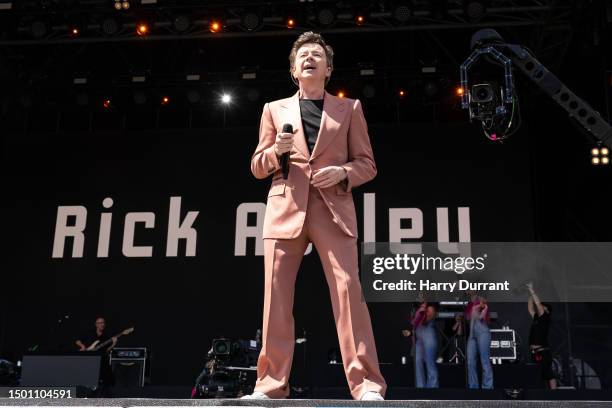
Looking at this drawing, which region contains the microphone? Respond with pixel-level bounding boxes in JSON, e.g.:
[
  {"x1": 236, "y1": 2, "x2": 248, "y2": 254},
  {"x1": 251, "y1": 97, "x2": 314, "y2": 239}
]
[{"x1": 280, "y1": 123, "x2": 292, "y2": 179}]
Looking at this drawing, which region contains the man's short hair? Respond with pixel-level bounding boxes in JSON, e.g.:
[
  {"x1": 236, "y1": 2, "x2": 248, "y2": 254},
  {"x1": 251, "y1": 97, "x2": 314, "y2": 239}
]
[{"x1": 288, "y1": 31, "x2": 334, "y2": 86}]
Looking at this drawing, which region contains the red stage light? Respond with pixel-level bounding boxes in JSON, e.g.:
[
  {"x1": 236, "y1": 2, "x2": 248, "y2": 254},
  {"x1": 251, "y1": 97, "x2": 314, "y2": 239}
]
[
  {"x1": 209, "y1": 21, "x2": 221, "y2": 33},
  {"x1": 137, "y1": 23, "x2": 148, "y2": 36}
]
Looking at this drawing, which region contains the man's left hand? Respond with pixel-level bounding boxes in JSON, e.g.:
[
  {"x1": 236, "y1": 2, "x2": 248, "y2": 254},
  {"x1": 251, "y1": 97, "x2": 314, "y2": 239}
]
[{"x1": 311, "y1": 166, "x2": 347, "y2": 188}]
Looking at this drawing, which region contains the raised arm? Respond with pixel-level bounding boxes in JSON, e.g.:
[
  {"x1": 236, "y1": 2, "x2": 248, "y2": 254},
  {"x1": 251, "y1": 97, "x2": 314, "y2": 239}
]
[
  {"x1": 527, "y1": 283, "x2": 545, "y2": 316},
  {"x1": 479, "y1": 303, "x2": 488, "y2": 320}
]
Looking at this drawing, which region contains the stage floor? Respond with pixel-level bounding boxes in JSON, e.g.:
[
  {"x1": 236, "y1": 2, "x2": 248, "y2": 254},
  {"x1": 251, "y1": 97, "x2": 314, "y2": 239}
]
[{"x1": 1, "y1": 398, "x2": 612, "y2": 408}]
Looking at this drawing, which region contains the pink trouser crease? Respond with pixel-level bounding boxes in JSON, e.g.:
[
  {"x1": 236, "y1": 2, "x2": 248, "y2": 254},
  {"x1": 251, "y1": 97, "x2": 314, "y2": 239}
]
[{"x1": 254, "y1": 185, "x2": 387, "y2": 399}]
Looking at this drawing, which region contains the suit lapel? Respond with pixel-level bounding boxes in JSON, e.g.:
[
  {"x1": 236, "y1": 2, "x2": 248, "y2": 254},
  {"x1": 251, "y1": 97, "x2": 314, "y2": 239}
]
[
  {"x1": 279, "y1": 90, "x2": 349, "y2": 160},
  {"x1": 280, "y1": 91, "x2": 310, "y2": 159},
  {"x1": 310, "y1": 90, "x2": 348, "y2": 160}
]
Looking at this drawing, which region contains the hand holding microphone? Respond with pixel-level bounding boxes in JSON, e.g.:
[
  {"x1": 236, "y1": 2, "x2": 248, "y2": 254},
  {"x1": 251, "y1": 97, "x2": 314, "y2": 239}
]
[{"x1": 275, "y1": 124, "x2": 295, "y2": 179}]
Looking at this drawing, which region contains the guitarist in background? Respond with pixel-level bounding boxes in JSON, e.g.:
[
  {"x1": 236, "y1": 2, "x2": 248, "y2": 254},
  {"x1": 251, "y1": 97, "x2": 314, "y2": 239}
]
[
  {"x1": 75, "y1": 316, "x2": 118, "y2": 387},
  {"x1": 75, "y1": 317, "x2": 117, "y2": 352}
]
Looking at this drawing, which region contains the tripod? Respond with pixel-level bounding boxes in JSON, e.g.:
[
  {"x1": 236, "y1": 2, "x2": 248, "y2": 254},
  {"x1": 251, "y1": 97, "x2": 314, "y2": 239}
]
[{"x1": 449, "y1": 333, "x2": 466, "y2": 364}]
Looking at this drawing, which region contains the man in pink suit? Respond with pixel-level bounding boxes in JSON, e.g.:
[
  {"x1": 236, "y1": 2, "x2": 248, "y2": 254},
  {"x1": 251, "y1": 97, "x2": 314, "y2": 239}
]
[{"x1": 244, "y1": 31, "x2": 386, "y2": 401}]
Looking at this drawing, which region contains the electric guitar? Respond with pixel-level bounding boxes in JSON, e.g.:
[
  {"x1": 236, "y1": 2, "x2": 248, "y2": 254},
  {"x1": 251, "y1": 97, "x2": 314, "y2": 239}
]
[{"x1": 85, "y1": 327, "x2": 134, "y2": 351}]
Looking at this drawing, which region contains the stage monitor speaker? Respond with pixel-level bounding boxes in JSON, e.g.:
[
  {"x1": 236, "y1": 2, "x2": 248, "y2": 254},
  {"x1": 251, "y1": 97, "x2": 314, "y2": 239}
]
[
  {"x1": 20, "y1": 353, "x2": 101, "y2": 388},
  {"x1": 110, "y1": 348, "x2": 146, "y2": 387}
]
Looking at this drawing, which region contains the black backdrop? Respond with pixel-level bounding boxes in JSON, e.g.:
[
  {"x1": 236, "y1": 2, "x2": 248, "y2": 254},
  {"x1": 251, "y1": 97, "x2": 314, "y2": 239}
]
[{"x1": 1, "y1": 121, "x2": 536, "y2": 385}]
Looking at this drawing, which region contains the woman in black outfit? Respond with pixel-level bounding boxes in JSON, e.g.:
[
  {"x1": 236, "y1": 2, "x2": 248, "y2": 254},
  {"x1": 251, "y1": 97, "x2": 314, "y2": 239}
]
[{"x1": 527, "y1": 283, "x2": 557, "y2": 389}]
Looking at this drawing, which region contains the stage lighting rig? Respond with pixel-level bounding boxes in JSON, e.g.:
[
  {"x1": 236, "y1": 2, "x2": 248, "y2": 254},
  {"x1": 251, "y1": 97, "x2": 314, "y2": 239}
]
[
  {"x1": 114, "y1": 0, "x2": 129, "y2": 11},
  {"x1": 460, "y1": 29, "x2": 612, "y2": 149},
  {"x1": 591, "y1": 146, "x2": 609, "y2": 166}
]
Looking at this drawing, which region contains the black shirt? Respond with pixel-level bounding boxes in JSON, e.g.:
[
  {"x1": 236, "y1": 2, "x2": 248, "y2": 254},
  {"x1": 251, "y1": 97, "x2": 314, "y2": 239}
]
[
  {"x1": 299, "y1": 98, "x2": 324, "y2": 154},
  {"x1": 529, "y1": 311, "x2": 550, "y2": 346},
  {"x1": 81, "y1": 330, "x2": 111, "y2": 350}
]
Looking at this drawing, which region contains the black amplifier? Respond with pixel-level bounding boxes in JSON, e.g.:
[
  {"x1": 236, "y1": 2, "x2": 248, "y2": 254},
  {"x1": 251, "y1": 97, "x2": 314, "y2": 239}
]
[{"x1": 110, "y1": 347, "x2": 147, "y2": 387}]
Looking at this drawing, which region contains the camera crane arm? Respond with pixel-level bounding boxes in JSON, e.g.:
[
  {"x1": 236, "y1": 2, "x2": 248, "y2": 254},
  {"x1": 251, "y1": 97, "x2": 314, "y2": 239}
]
[{"x1": 461, "y1": 29, "x2": 612, "y2": 150}]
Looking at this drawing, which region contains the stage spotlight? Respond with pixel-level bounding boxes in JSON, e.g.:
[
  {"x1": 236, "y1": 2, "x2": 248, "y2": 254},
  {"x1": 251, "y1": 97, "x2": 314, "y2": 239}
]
[
  {"x1": 242, "y1": 12, "x2": 261, "y2": 31},
  {"x1": 394, "y1": 4, "x2": 411, "y2": 22},
  {"x1": 337, "y1": 91, "x2": 345, "y2": 98},
  {"x1": 161, "y1": 96, "x2": 170, "y2": 106},
  {"x1": 73, "y1": 76, "x2": 87, "y2": 85},
  {"x1": 101, "y1": 18, "x2": 120, "y2": 35},
  {"x1": 317, "y1": 8, "x2": 335, "y2": 26},
  {"x1": 456, "y1": 86, "x2": 464, "y2": 96},
  {"x1": 103, "y1": 98, "x2": 112, "y2": 109},
  {"x1": 286, "y1": 18, "x2": 295, "y2": 28},
  {"x1": 221, "y1": 93, "x2": 232, "y2": 104},
  {"x1": 114, "y1": 0, "x2": 129, "y2": 10},
  {"x1": 592, "y1": 145, "x2": 609, "y2": 165},
  {"x1": 398, "y1": 89, "x2": 406, "y2": 99},
  {"x1": 136, "y1": 23, "x2": 148, "y2": 36},
  {"x1": 355, "y1": 15, "x2": 365, "y2": 25},
  {"x1": 209, "y1": 21, "x2": 221, "y2": 33},
  {"x1": 173, "y1": 15, "x2": 191, "y2": 33},
  {"x1": 132, "y1": 74, "x2": 147, "y2": 83},
  {"x1": 464, "y1": 0, "x2": 486, "y2": 22},
  {"x1": 70, "y1": 27, "x2": 79, "y2": 36}
]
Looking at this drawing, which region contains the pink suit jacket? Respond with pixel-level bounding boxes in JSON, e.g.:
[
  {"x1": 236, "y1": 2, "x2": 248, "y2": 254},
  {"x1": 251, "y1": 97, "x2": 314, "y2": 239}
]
[{"x1": 251, "y1": 90, "x2": 377, "y2": 239}]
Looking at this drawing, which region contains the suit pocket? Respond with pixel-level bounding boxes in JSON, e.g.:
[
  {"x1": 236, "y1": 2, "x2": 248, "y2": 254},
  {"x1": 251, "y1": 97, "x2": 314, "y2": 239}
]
[
  {"x1": 335, "y1": 183, "x2": 350, "y2": 196},
  {"x1": 268, "y1": 181, "x2": 286, "y2": 197}
]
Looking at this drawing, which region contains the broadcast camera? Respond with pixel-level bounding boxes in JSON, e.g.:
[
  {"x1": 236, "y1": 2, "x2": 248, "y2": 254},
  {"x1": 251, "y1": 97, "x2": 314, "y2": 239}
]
[{"x1": 191, "y1": 337, "x2": 260, "y2": 399}]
